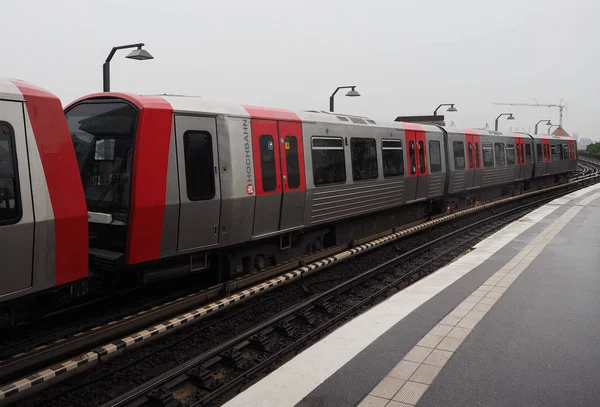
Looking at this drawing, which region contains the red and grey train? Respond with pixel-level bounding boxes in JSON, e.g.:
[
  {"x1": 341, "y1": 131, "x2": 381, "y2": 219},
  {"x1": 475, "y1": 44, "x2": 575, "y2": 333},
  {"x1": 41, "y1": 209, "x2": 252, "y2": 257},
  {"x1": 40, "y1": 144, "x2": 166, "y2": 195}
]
[{"x1": 0, "y1": 77, "x2": 578, "y2": 316}]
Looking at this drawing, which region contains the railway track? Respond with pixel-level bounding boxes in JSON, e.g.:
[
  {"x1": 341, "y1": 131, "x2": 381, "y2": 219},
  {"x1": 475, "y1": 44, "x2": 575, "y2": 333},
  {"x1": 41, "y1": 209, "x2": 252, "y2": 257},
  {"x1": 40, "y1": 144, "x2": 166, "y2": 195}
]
[
  {"x1": 102, "y1": 191, "x2": 571, "y2": 407},
  {"x1": 2, "y1": 157, "x2": 600, "y2": 406}
]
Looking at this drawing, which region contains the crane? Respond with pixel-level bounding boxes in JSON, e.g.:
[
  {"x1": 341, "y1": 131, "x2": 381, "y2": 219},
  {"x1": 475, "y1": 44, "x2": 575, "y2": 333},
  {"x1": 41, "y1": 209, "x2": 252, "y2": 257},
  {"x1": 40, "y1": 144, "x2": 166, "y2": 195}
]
[{"x1": 493, "y1": 99, "x2": 567, "y2": 127}]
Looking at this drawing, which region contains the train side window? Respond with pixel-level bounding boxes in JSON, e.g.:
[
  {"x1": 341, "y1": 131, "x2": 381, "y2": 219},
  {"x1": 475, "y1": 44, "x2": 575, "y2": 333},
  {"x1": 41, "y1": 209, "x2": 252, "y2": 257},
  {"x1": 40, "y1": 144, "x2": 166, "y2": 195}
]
[
  {"x1": 494, "y1": 143, "x2": 506, "y2": 166},
  {"x1": 453, "y1": 141, "x2": 465, "y2": 170},
  {"x1": 506, "y1": 143, "x2": 516, "y2": 165},
  {"x1": 550, "y1": 144, "x2": 560, "y2": 161},
  {"x1": 475, "y1": 142, "x2": 480, "y2": 167},
  {"x1": 417, "y1": 140, "x2": 426, "y2": 173},
  {"x1": 351, "y1": 138, "x2": 378, "y2": 181},
  {"x1": 408, "y1": 140, "x2": 416, "y2": 174},
  {"x1": 382, "y1": 140, "x2": 404, "y2": 178},
  {"x1": 428, "y1": 140, "x2": 442, "y2": 173},
  {"x1": 312, "y1": 136, "x2": 346, "y2": 186},
  {"x1": 184, "y1": 131, "x2": 216, "y2": 200},
  {"x1": 536, "y1": 144, "x2": 543, "y2": 162},
  {"x1": 561, "y1": 144, "x2": 569, "y2": 160},
  {"x1": 0, "y1": 123, "x2": 21, "y2": 225},
  {"x1": 482, "y1": 142, "x2": 494, "y2": 168},
  {"x1": 284, "y1": 136, "x2": 300, "y2": 189},
  {"x1": 525, "y1": 144, "x2": 532, "y2": 163}
]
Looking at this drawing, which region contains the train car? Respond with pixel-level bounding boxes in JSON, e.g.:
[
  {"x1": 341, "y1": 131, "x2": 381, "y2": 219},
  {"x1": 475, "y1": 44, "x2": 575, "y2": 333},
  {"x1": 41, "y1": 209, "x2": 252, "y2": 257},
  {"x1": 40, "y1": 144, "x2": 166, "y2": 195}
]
[
  {"x1": 0, "y1": 77, "x2": 88, "y2": 315},
  {"x1": 64, "y1": 94, "x2": 452, "y2": 281},
  {"x1": 63, "y1": 92, "x2": 577, "y2": 286},
  {"x1": 529, "y1": 133, "x2": 577, "y2": 187}
]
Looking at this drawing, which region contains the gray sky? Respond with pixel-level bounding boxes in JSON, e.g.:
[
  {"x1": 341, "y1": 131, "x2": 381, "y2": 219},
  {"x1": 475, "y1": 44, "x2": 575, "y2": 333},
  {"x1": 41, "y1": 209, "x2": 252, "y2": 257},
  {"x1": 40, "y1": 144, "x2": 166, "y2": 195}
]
[{"x1": 3, "y1": 0, "x2": 598, "y2": 137}]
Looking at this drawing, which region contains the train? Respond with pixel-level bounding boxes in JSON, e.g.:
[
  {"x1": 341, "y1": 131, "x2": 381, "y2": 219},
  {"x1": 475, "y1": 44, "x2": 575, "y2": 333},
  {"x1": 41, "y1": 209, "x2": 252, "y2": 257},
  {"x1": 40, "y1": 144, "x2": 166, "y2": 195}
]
[{"x1": 0, "y1": 77, "x2": 578, "y2": 322}]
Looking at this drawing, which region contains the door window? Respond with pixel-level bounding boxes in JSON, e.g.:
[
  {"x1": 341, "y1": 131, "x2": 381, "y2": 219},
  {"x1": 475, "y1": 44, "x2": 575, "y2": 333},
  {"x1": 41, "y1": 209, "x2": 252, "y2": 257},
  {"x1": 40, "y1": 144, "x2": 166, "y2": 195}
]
[
  {"x1": 0, "y1": 123, "x2": 20, "y2": 224},
  {"x1": 474, "y1": 142, "x2": 480, "y2": 168},
  {"x1": 417, "y1": 141, "x2": 426, "y2": 173},
  {"x1": 408, "y1": 140, "x2": 417, "y2": 174},
  {"x1": 467, "y1": 142, "x2": 473, "y2": 169},
  {"x1": 259, "y1": 135, "x2": 277, "y2": 191},
  {"x1": 382, "y1": 140, "x2": 404, "y2": 178},
  {"x1": 429, "y1": 140, "x2": 442, "y2": 173},
  {"x1": 453, "y1": 141, "x2": 465, "y2": 170},
  {"x1": 482, "y1": 142, "x2": 494, "y2": 168},
  {"x1": 350, "y1": 138, "x2": 378, "y2": 180},
  {"x1": 312, "y1": 137, "x2": 346, "y2": 186},
  {"x1": 536, "y1": 144, "x2": 543, "y2": 162},
  {"x1": 184, "y1": 131, "x2": 215, "y2": 200},
  {"x1": 284, "y1": 136, "x2": 300, "y2": 188}
]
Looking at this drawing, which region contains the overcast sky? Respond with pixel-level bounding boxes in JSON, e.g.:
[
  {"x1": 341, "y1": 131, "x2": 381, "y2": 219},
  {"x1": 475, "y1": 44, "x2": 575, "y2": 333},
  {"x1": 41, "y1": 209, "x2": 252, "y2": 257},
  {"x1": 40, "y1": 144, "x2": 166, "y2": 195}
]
[{"x1": 2, "y1": 0, "x2": 597, "y2": 137}]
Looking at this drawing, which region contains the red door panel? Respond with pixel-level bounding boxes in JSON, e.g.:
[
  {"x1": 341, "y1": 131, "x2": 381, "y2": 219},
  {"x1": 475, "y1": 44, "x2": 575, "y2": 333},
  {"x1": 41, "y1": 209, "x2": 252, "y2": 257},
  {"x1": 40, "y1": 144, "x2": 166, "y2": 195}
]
[
  {"x1": 251, "y1": 119, "x2": 281, "y2": 195},
  {"x1": 278, "y1": 121, "x2": 306, "y2": 192},
  {"x1": 415, "y1": 130, "x2": 428, "y2": 176}
]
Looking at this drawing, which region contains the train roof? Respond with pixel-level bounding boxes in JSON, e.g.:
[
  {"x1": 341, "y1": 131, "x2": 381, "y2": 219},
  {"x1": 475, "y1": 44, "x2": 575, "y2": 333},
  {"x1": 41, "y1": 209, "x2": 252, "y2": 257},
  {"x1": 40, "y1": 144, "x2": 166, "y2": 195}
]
[
  {"x1": 0, "y1": 77, "x2": 26, "y2": 101},
  {"x1": 64, "y1": 92, "x2": 576, "y2": 143}
]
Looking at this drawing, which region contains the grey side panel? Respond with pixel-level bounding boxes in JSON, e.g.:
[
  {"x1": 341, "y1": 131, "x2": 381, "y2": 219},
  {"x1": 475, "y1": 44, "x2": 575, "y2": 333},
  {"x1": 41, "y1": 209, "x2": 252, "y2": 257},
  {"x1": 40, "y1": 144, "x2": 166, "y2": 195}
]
[
  {"x1": 428, "y1": 173, "x2": 444, "y2": 197},
  {"x1": 0, "y1": 101, "x2": 34, "y2": 296},
  {"x1": 253, "y1": 194, "x2": 281, "y2": 236},
  {"x1": 415, "y1": 175, "x2": 429, "y2": 199},
  {"x1": 220, "y1": 117, "x2": 254, "y2": 246},
  {"x1": 306, "y1": 179, "x2": 404, "y2": 226},
  {"x1": 472, "y1": 169, "x2": 484, "y2": 189},
  {"x1": 175, "y1": 115, "x2": 221, "y2": 251},
  {"x1": 448, "y1": 170, "x2": 466, "y2": 194},
  {"x1": 404, "y1": 177, "x2": 417, "y2": 201},
  {"x1": 280, "y1": 189, "x2": 306, "y2": 230},
  {"x1": 160, "y1": 120, "x2": 180, "y2": 257},
  {"x1": 480, "y1": 166, "x2": 516, "y2": 188}
]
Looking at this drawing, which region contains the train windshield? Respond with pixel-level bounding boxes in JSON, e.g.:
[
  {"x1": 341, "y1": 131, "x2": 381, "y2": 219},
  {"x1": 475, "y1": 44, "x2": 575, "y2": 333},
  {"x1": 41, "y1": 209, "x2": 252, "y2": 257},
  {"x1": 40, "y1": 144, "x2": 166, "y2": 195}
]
[{"x1": 66, "y1": 99, "x2": 138, "y2": 216}]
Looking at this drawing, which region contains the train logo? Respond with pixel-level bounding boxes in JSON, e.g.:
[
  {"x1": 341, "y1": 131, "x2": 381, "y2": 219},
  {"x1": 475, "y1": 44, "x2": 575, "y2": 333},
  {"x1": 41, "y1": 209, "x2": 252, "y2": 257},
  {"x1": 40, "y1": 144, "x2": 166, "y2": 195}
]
[{"x1": 246, "y1": 183, "x2": 254, "y2": 195}]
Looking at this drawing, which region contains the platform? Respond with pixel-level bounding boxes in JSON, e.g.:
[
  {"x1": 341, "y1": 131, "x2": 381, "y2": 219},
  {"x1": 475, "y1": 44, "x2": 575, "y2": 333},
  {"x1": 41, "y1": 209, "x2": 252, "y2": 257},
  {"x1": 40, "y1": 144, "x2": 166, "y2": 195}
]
[{"x1": 222, "y1": 183, "x2": 600, "y2": 407}]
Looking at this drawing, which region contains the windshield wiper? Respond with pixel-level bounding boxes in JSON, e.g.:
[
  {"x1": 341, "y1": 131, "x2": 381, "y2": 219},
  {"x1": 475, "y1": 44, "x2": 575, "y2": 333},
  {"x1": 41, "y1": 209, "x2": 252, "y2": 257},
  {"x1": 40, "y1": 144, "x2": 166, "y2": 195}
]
[{"x1": 93, "y1": 149, "x2": 132, "y2": 211}]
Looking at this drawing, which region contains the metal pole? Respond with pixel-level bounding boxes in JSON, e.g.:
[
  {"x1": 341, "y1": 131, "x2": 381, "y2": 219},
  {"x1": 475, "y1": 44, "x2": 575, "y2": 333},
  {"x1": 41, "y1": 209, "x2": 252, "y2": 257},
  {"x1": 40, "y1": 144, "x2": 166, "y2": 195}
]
[
  {"x1": 102, "y1": 43, "x2": 145, "y2": 92},
  {"x1": 103, "y1": 62, "x2": 110, "y2": 92},
  {"x1": 329, "y1": 87, "x2": 341, "y2": 112}
]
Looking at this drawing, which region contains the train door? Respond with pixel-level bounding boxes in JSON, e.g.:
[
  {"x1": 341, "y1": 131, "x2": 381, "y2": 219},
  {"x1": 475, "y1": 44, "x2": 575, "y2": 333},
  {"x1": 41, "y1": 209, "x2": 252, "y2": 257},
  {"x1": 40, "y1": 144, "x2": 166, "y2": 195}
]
[
  {"x1": 175, "y1": 115, "x2": 222, "y2": 251},
  {"x1": 404, "y1": 131, "x2": 418, "y2": 201},
  {"x1": 515, "y1": 137, "x2": 525, "y2": 179},
  {"x1": 0, "y1": 101, "x2": 34, "y2": 296},
  {"x1": 277, "y1": 121, "x2": 306, "y2": 230},
  {"x1": 249, "y1": 120, "x2": 281, "y2": 237},
  {"x1": 465, "y1": 133, "x2": 481, "y2": 188},
  {"x1": 414, "y1": 131, "x2": 429, "y2": 199}
]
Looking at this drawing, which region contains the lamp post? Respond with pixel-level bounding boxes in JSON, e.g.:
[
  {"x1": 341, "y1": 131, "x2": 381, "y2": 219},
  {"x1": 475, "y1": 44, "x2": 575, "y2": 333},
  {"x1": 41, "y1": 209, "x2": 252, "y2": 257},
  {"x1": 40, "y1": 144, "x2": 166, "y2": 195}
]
[
  {"x1": 103, "y1": 43, "x2": 154, "y2": 92},
  {"x1": 433, "y1": 103, "x2": 458, "y2": 116},
  {"x1": 495, "y1": 113, "x2": 515, "y2": 131},
  {"x1": 329, "y1": 86, "x2": 360, "y2": 112},
  {"x1": 548, "y1": 124, "x2": 560, "y2": 134},
  {"x1": 534, "y1": 119, "x2": 552, "y2": 134}
]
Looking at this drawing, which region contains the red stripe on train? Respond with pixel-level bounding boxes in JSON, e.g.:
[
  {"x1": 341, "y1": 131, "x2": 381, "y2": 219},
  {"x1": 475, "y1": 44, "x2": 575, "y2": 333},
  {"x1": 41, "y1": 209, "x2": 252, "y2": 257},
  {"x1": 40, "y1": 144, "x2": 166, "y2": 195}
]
[
  {"x1": 123, "y1": 95, "x2": 173, "y2": 264},
  {"x1": 11, "y1": 79, "x2": 88, "y2": 285}
]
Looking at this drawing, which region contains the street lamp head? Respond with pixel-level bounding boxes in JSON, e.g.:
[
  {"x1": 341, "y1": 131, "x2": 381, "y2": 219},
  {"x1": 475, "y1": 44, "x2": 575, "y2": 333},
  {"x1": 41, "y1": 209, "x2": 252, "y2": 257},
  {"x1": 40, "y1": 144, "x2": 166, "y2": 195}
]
[
  {"x1": 446, "y1": 104, "x2": 458, "y2": 112},
  {"x1": 126, "y1": 47, "x2": 154, "y2": 61},
  {"x1": 346, "y1": 87, "x2": 360, "y2": 97},
  {"x1": 507, "y1": 114, "x2": 515, "y2": 120},
  {"x1": 545, "y1": 120, "x2": 552, "y2": 125}
]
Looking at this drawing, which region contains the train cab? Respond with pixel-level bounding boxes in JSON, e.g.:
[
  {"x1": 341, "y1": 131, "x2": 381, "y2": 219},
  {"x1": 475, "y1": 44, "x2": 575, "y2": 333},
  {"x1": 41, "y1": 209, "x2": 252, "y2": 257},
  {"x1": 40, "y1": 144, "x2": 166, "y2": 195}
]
[{"x1": 0, "y1": 78, "x2": 87, "y2": 306}]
